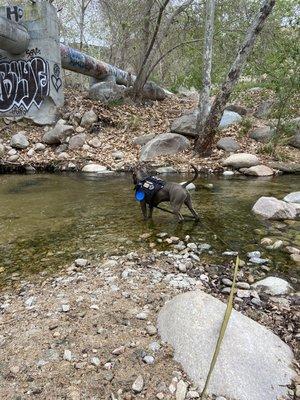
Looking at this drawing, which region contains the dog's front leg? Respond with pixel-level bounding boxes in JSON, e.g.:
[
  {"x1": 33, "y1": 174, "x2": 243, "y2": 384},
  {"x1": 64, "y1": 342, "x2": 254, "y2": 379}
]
[{"x1": 140, "y1": 201, "x2": 148, "y2": 220}]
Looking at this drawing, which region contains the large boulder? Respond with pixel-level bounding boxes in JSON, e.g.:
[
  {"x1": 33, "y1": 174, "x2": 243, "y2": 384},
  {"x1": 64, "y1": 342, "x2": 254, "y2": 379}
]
[
  {"x1": 254, "y1": 100, "x2": 274, "y2": 119},
  {"x1": 252, "y1": 196, "x2": 297, "y2": 220},
  {"x1": 10, "y1": 132, "x2": 29, "y2": 149},
  {"x1": 80, "y1": 110, "x2": 98, "y2": 128},
  {"x1": 223, "y1": 153, "x2": 260, "y2": 169},
  {"x1": 133, "y1": 133, "x2": 156, "y2": 146},
  {"x1": 216, "y1": 137, "x2": 240, "y2": 152},
  {"x1": 269, "y1": 162, "x2": 300, "y2": 174},
  {"x1": 42, "y1": 124, "x2": 74, "y2": 145},
  {"x1": 249, "y1": 126, "x2": 275, "y2": 143},
  {"x1": 284, "y1": 191, "x2": 300, "y2": 204},
  {"x1": 158, "y1": 291, "x2": 295, "y2": 400},
  {"x1": 88, "y1": 82, "x2": 126, "y2": 104},
  {"x1": 171, "y1": 110, "x2": 242, "y2": 137},
  {"x1": 243, "y1": 165, "x2": 274, "y2": 177},
  {"x1": 140, "y1": 133, "x2": 190, "y2": 162},
  {"x1": 68, "y1": 133, "x2": 86, "y2": 150},
  {"x1": 252, "y1": 277, "x2": 294, "y2": 295}
]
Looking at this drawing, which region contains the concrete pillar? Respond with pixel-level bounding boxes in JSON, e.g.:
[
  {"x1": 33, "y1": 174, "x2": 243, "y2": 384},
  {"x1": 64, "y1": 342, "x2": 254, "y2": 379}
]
[{"x1": 0, "y1": 2, "x2": 63, "y2": 125}]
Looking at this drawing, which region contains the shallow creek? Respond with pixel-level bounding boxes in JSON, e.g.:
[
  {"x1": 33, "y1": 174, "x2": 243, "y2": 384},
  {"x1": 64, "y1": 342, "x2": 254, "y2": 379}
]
[{"x1": 0, "y1": 173, "x2": 299, "y2": 287}]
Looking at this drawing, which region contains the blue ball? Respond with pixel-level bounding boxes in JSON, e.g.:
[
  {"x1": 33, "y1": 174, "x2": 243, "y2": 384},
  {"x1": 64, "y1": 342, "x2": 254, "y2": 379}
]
[{"x1": 135, "y1": 189, "x2": 145, "y2": 201}]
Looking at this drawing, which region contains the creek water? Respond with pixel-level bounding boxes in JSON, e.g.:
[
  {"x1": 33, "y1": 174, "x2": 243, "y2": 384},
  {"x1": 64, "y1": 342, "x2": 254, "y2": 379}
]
[{"x1": 0, "y1": 173, "x2": 299, "y2": 287}]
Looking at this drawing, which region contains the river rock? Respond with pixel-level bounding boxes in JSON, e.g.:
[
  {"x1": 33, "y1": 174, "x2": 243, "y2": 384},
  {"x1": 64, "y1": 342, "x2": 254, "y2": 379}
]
[
  {"x1": 68, "y1": 133, "x2": 86, "y2": 150},
  {"x1": 43, "y1": 124, "x2": 74, "y2": 145},
  {"x1": 81, "y1": 164, "x2": 112, "y2": 173},
  {"x1": 252, "y1": 197, "x2": 297, "y2": 220},
  {"x1": 88, "y1": 82, "x2": 126, "y2": 104},
  {"x1": 10, "y1": 133, "x2": 29, "y2": 149},
  {"x1": 269, "y1": 162, "x2": 300, "y2": 174},
  {"x1": 243, "y1": 165, "x2": 274, "y2": 176},
  {"x1": 88, "y1": 138, "x2": 102, "y2": 148},
  {"x1": 80, "y1": 110, "x2": 98, "y2": 128},
  {"x1": 140, "y1": 133, "x2": 190, "y2": 162},
  {"x1": 284, "y1": 192, "x2": 300, "y2": 204},
  {"x1": 216, "y1": 137, "x2": 240, "y2": 152},
  {"x1": 249, "y1": 127, "x2": 274, "y2": 143},
  {"x1": 223, "y1": 153, "x2": 259, "y2": 169},
  {"x1": 252, "y1": 277, "x2": 294, "y2": 295},
  {"x1": 254, "y1": 100, "x2": 274, "y2": 118},
  {"x1": 34, "y1": 143, "x2": 46, "y2": 151},
  {"x1": 158, "y1": 290, "x2": 295, "y2": 400},
  {"x1": 133, "y1": 133, "x2": 156, "y2": 146}
]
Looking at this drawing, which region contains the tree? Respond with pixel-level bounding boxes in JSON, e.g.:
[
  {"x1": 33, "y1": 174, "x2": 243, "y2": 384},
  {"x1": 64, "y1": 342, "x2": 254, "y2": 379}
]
[{"x1": 194, "y1": 0, "x2": 276, "y2": 155}]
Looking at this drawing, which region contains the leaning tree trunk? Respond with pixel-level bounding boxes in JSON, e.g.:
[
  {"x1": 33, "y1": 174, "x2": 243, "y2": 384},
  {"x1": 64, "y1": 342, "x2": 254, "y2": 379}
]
[
  {"x1": 194, "y1": 0, "x2": 276, "y2": 155},
  {"x1": 196, "y1": 0, "x2": 215, "y2": 130}
]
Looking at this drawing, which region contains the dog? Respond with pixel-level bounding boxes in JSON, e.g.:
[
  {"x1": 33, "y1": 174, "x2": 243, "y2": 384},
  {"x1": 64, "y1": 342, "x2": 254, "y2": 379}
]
[{"x1": 132, "y1": 164, "x2": 200, "y2": 222}]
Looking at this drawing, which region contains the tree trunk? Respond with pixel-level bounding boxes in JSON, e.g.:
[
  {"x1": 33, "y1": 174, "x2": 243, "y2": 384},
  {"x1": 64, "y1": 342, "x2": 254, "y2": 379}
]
[
  {"x1": 196, "y1": 0, "x2": 215, "y2": 129},
  {"x1": 79, "y1": 0, "x2": 85, "y2": 51},
  {"x1": 194, "y1": 0, "x2": 276, "y2": 155}
]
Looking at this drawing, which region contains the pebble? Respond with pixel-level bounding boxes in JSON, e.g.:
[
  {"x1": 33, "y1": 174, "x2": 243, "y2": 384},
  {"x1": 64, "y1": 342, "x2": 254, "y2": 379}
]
[
  {"x1": 132, "y1": 375, "x2": 144, "y2": 393},
  {"x1": 236, "y1": 282, "x2": 250, "y2": 290},
  {"x1": 222, "y1": 251, "x2": 238, "y2": 256},
  {"x1": 146, "y1": 325, "x2": 157, "y2": 336},
  {"x1": 143, "y1": 355, "x2": 155, "y2": 364},
  {"x1": 237, "y1": 289, "x2": 250, "y2": 298},
  {"x1": 222, "y1": 278, "x2": 233, "y2": 286},
  {"x1": 187, "y1": 243, "x2": 197, "y2": 251},
  {"x1": 156, "y1": 393, "x2": 164, "y2": 399},
  {"x1": 221, "y1": 287, "x2": 231, "y2": 294},
  {"x1": 177, "y1": 264, "x2": 187, "y2": 273},
  {"x1": 91, "y1": 357, "x2": 100, "y2": 367},
  {"x1": 251, "y1": 298, "x2": 262, "y2": 307},
  {"x1": 187, "y1": 391, "x2": 200, "y2": 398},
  {"x1": 63, "y1": 350, "x2": 72, "y2": 361},
  {"x1": 112, "y1": 346, "x2": 125, "y2": 355},
  {"x1": 25, "y1": 296, "x2": 36, "y2": 307},
  {"x1": 148, "y1": 341, "x2": 161, "y2": 352},
  {"x1": 74, "y1": 259, "x2": 89, "y2": 267},
  {"x1": 176, "y1": 380, "x2": 188, "y2": 400},
  {"x1": 249, "y1": 257, "x2": 269, "y2": 265},
  {"x1": 10, "y1": 365, "x2": 20, "y2": 374},
  {"x1": 247, "y1": 251, "x2": 261, "y2": 258},
  {"x1": 136, "y1": 312, "x2": 148, "y2": 320},
  {"x1": 61, "y1": 304, "x2": 70, "y2": 312}
]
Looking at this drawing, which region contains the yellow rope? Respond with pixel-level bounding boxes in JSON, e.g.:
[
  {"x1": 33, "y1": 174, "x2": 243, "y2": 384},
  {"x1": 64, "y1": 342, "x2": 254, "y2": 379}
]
[{"x1": 200, "y1": 255, "x2": 240, "y2": 400}]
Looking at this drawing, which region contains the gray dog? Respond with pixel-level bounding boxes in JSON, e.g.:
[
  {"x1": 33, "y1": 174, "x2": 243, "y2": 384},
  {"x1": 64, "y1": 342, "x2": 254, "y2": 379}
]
[{"x1": 133, "y1": 164, "x2": 200, "y2": 222}]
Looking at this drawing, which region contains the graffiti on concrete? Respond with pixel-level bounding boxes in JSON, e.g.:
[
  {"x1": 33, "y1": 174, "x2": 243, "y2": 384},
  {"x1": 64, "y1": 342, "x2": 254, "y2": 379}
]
[
  {"x1": 6, "y1": 6, "x2": 23, "y2": 23},
  {"x1": 51, "y1": 63, "x2": 62, "y2": 92},
  {"x1": 26, "y1": 48, "x2": 41, "y2": 59},
  {"x1": 68, "y1": 47, "x2": 86, "y2": 69},
  {"x1": 0, "y1": 57, "x2": 50, "y2": 113}
]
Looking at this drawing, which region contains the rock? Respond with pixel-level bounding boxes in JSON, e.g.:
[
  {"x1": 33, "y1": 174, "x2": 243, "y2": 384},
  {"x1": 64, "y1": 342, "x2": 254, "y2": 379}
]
[
  {"x1": 158, "y1": 291, "x2": 295, "y2": 400},
  {"x1": 290, "y1": 254, "x2": 300, "y2": 263},
  {"x1": 88, "y1": 138, "x2": 102, "y2": 148},
  {"x1": 249, "y1": 126, "x2": 275, "y2": 143},
  {"x1": 187, "y1": 390, "x2": 200, "y2": 399},
  {"x1": 247, "y1": 251, "x2": 261, "y2": 259},
  {"x1": 176, "y1": 380, "x2": 188, "y2": 400},
  {"x1": 43, "y1": 124, "x2": 74, "y2": 145},
  {"x1": 236, "y1": 282, "x2": 250, "y2": 290},
  {"x1": 8, "y1": 149, "x2": 17, "y2": 156},
  {"x1": 0, "y1": 143, "x2": 5, "y2": 156},
  {"x1": 243, "y1": 165, "x2": 274, "y2": 176},
  {"x1": 80, "y1": 110, "x2": 98, "y2": 128},
  {"x1": 140, "y1": 133, "x2": 190, "y2": 162},
  {"x1": 252, "y1": 197, "x2": 297, "y2": 220},
  {"x1": 171, "y1": 110, "x2": 242, "y2": 136},
  {"x1": 88, "y1": 81, "x2": 126, "y2": 104},
  {"x1": 216, "y1": 137, "x2": 240, "y2": 152},
  {"x1": 219, "y1": 111, "x2": 242, "y2": 129},
  {"x1": 132, "y1": 375, "x2": 144, "y2": 393},
  {"x1": 112, "y1": 151, "x2": 124, "y2": 160},
  {"x1": 222, "y1": 278, "x2": 233, "y2": 287},
  {"x1": 225, "y1": 104, "x2": 247, "y2": 116},
  {"x1": 61, "y1": 304, "x2": 70, "y2": 312},
  {"x1": 27, "y1": 149, "x2": 35, "y2": 157},
  {"x1": 223, "y1": 153, "x2": 259, "y2": 169},
  {"x1": 289, "y1": 132, "x2": 300, "y2": 149},
  {"x1": 58, "y1": 152, "x2": 69, "y2": 160},
  {"x1": 269, "y1": 162, "x2": 300, "y2": 174},
  {"x1": 156, "y1": 166, "x2": 177, "y2": 174},
  {"x1": 91, "y1": 357, "x2": 101, "y2": 367},
  {"x1": 254, "y1": 100, "x2": 274, "y2": 118},
  {"x1": 74, "y1": 259, "x2": 88, "y2": 267},
  {"x1": 252, "y1": 277, "x2": 294, "y2": 295},
  {"x1": 136, "y1": 312, "x2": 148, "y2": 320},
  {"x1": 249, "y1": 257, "x2": 269, "y2": 265},
  {"x1": 146, "y1": 325, "x2": 157, "y2": 336},
  {"x1": 10, "y1": 132, "x2": 29, "y2": 149},
  {"x1": 63, "y1": 350, "x2": 72, "y2": 361},
  {"x1": 284, "y1": 192, "x2": 300, "y2": 204},
  {"x1": 180, "y1": 182, "x2": 196, "y2": 190},
  {"x1": 82, "y1": 164, "x2": 112, "y2": 173},
  {"x1": 112, "y1": 346, "x2": 125, "y2": 355},
  {"x1": 143, "y1": 355, "x2": 155, "y2": 364},
  {"x1": 223, "y1": 170, "x2": 234, "y2": 176},
  {"x1": 25, "y1": 297, "x2": 36, "y2": 307},
  {"x1": 68, "y1": 133, "x2": 86, "y2": 150},
  {"x1": 133, "y1": 133, "x2": 156, "y2": 146},
  {"x1": 8, "y1": 154, "x2": 19, "y2": 162}
]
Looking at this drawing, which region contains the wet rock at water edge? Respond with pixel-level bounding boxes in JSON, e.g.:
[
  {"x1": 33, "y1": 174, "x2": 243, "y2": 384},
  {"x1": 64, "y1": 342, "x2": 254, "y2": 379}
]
[
  {"x1": 252, "y1": 197, "x2": 297, "y2": 220},
  {"x1": 10, "y1": 132, "x2": 29, "y2": 149},
  {"x1": 81, "y1": 164, "x2": 113, "y2": 173},
  {"x1": 243, "y1": 165, "x2": 274, "y2": 177},
  {"x1": 223, "y1": 153, "x2": 260, "y2": 169},
  {"x1": 284, "y1": 191, "x2": 300, "y2": 204}
]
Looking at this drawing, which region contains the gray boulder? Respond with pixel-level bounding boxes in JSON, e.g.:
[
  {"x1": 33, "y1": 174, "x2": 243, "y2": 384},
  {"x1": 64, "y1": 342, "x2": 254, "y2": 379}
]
[
  {"x1": 284, "y1": 191, "x2": 300, "y2": 204},
  {"x1": 158, "y1": 291, "x2": 295, "y2": 400},
  {"x1": 216, "y1": 137, "x2": 240, "y2": 152},
  {"x1": 219, "y1": 110, "x2": 242, "y2": 129},
  {"x1": 252, "y1": 277, "x2": 294, "y2": 295},
  {"x1": 82, "y1": 164, "x2": 113, "y2": 173},
  {"x1": 88, "y1": 82, "x2": 126, "y2": 104},
  {"x1": 43, "y1": 124, "x2": 74, "y2": 145},
  {"x1": 243, "y1": 165, "x2": 274, "y2": 177},
  {"x1": 68, "y1": 133, "x2": 86, "y2": 150},
  {"x1": 252, "y1": 196, "x2": 297, "y2": 220},
  {"x1": 81, "y1": 110, "x2": 98, "y2": 128},
  {"x1": 254, "y1": 100, "x2": 274, "y2": 119},
  {"x1": 140, "y1": 133, "x2": 190, "y2": 162},
  {"x1": 249, "y1": 126, "x2": 275, "y2": 143},
  {"x1": 10, "y1": 132, "x2": 29, "y2": 149},
  {"x1": 133, "y1": 133, "x2": 156, "y2": 146},
  {"x1": 289, "y1": 133, "x2": 300, "y2": 149},
  {"x1": 223, "y1": 153, "x2": 260, "y2": 169},
  {"x1": 269, "y1": 162, "x2": 300, "y2": 174}
]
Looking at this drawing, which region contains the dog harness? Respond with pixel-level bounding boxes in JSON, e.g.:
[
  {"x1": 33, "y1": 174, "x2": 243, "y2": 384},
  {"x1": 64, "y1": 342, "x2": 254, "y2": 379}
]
[{"x1": 135, "y1": 176, "x2": 165, "y2": 204}]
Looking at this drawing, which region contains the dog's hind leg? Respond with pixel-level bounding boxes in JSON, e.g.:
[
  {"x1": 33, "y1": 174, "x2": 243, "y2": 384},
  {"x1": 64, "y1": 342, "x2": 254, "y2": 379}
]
[
  {"x1": 184, "y1": 195, "x2": 200, "y2": 221},
  {"x1": 140, "y1": 201, "x2": 148, "y2": 220}
]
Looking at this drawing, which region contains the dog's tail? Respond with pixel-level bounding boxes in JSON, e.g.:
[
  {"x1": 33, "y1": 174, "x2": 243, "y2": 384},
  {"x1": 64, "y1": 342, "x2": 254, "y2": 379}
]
[{"x1": 181, "y1": 164, "x2": 199, "y2": 188}]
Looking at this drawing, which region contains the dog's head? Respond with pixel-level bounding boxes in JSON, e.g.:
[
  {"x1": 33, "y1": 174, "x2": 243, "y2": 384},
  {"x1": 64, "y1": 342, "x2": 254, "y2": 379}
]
[{"x1": 132, "y1": 163, "x2": 154, "y2": 184}]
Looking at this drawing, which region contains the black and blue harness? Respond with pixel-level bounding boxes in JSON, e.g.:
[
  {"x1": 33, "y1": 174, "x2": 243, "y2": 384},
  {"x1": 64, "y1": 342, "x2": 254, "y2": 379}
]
[{"x1": 135, "y1": 176, "x2": 165, "y2": 205}]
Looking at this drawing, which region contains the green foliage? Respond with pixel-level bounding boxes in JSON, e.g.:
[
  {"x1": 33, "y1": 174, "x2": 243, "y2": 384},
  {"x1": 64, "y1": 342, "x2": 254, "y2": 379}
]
[{"x1": 239, "y1": 117, "x2": 253, "y2": 137}]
